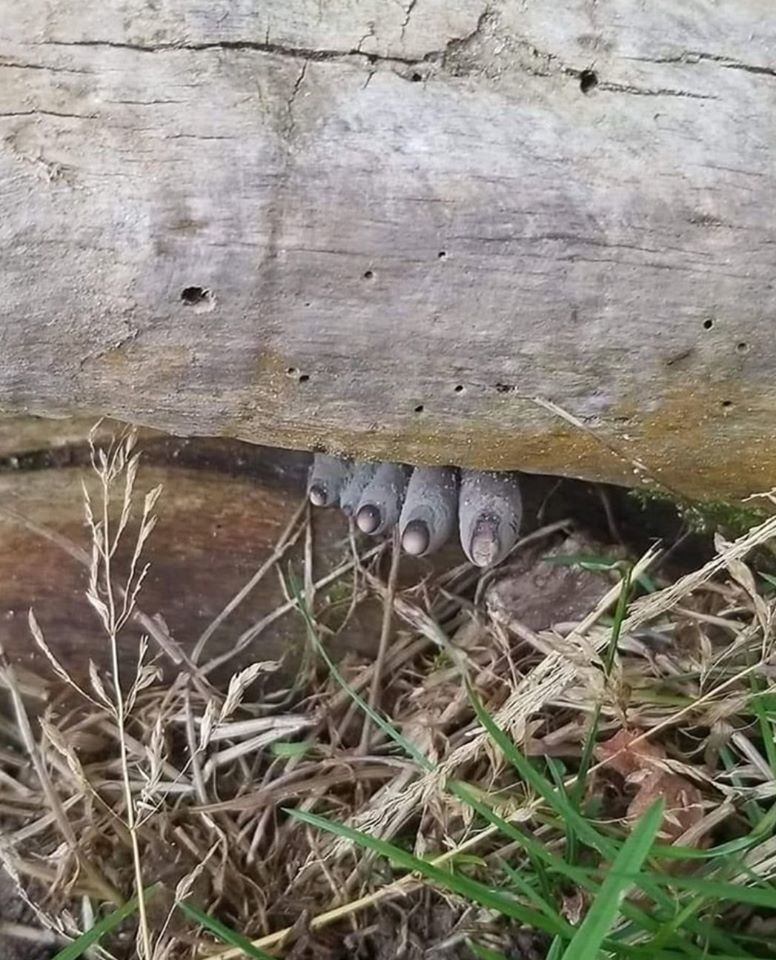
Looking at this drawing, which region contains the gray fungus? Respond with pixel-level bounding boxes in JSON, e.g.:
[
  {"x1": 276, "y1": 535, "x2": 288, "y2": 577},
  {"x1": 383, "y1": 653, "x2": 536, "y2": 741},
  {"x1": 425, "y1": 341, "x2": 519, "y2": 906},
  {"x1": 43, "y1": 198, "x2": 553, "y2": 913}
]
[{"x1": 308, "y1": 455, "x2": 522, "y2": 567}]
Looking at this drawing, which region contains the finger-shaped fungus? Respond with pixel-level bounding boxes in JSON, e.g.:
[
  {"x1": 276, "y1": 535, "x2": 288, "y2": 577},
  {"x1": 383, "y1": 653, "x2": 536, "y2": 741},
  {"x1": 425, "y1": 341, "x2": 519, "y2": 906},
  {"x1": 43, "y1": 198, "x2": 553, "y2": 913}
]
[
  {"x1": 339, "y1": 461, "x2": 378, "y2": 517},
  {"x1": 399, "y1": 466, "x2": 458, "y2": 557},
  {"x1": 356, "y1": 462, "x2": 410, "y2": 536},
  {"x1": 458, "y1": 469, "x2": 522, "y2": 567},
  {"x1": 308, "y1": 453, "x2": 350, "y2": 507}
]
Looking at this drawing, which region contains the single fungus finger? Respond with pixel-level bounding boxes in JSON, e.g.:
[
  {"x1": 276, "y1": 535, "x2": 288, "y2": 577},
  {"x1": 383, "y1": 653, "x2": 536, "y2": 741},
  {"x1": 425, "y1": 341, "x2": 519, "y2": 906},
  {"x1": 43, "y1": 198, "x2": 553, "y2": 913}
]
[
  {"x1": 355, "y1": 462, "x2": 410, "y2": 536},
  {"x1": 458, "y1": 469, "x2": 522, "y2": 567},
  {"x1": 339, "y1": 462, "x2": 377, "y2": 517},
  {"x1": 399, "y1": 466, "x2": 458, "y2": 557},
  {"x1": 308, "y1": 453, "x2": 350, "y2": 507}
]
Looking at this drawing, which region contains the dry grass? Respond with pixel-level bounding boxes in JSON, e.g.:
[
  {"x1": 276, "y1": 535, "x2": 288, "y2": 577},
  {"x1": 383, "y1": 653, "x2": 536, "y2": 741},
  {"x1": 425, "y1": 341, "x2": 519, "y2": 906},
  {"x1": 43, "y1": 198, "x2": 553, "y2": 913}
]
[{"x1": 1, "y1": 430, "x2": 776, "y2": 958}]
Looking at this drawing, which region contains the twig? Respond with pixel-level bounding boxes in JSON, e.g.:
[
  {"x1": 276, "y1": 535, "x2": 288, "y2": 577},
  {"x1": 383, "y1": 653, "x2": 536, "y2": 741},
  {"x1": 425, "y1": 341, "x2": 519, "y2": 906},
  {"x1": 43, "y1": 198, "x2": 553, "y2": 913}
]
[
  {"x1": 597, "y1": 483, "x2": 624, "y2": 546},
  {"x1": 0, "y1": 921, "x2": 59, "y2": 946},
  {"x1": 191, "y1": 497, "x2": 307, "y2": 664},
  {"x1": 359, "y1": 529, "x2": 401, "y2": 753},
  {"x1": 184, "y1": 687, "x2": 209, "y2": 805},
  {"x1": 200, "y1": 543, "x2": 385, "y2": 676}
]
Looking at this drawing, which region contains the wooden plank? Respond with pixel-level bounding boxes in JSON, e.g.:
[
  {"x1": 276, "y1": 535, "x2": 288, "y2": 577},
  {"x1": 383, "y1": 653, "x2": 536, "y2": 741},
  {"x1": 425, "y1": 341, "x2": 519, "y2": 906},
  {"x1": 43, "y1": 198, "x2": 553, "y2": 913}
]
[{"x1": 2, "y1": 2, "x2": 775, "y2": 499}]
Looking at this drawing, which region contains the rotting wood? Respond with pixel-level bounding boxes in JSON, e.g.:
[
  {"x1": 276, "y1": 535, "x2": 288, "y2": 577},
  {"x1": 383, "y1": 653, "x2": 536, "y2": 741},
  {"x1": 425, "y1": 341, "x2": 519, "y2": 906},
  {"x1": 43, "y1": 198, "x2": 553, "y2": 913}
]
[
  {"x1": 0, "y1": 425, "x2": 478, "y2": 683},
  {"x1": 0, "y1": 440, "x2": 343, "y2": 683},
  {"x1": 2, "y1": 2, "x2": 775, "y2": 500}
]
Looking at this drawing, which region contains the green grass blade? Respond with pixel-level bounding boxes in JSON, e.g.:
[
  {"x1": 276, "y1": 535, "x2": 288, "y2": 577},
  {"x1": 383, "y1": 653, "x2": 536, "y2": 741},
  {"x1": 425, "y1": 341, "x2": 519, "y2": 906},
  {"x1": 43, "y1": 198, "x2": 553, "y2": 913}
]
[
  {"x1": 559, "y1": 862, "x2": 755, "y2": 955},
  {"x1": 541, "y1": 553, "x2": 621, "y2": 572},
  {"x1": 546, "y1": 937, "x2": 564, "y2": 960},
  {"x1": 466, "y1": 683, "x2": 615, "y2": 859},
  {"x1": 758, "y1": 570, "x2": 776, "y2": 590},
  {"x1": 52, "y1": 886, "x2": 159, "y2": 960},
  {"x1": 750, "y1": 799, "x2": 776, "y2": 852},
  {"x1": 451, "y1": 781, "x2": 677, "y2": 951},
  {"x1": 178, "y1": 899, "x2": 275, "y2": 959},
  {"x1": 525, "y1": 843, "x2": 555, "y2": 908},
  {"x1": 649, "y1": 891, "x2": 716, "y2": 954},
  {"x1": 749, "y1": 681, "x2": 776, "y2": 776},
  {"x1": 562, "y1": 563, "x2": 627, "y2": 843},
  {"x1": 547, "y1": 755, "x2": 582, "y2": 869},
  {"x1": 560, "y1": 800, "x2": 663, "y2": 960},
  {"x1": 650, "y1": 835, "x2": 758, "y2": 860},
  {"x1": 286, "y1": 807, "x2": 569, "y2": 937},
  {"x1": 287, "y1": 572, "x2": 433, "y2": 771},
  {"x1": 499, "y1": 858, "x2": 567, "y2": 928},
  {"x1": 467, "y1": 942, "x2": 510, "y2": 960},
  {"x1": 639, "y1": 872, "x2": 776, "y2": 910},
  {"x1": 635, "y1": 572, "x2": 659, "y2": 593},
  {"x1": 569, "y1": 703, "x2": 602, "y2": 862},
  {"x1": 450, "y1": 780, "x2": 583, "y2": 883}
]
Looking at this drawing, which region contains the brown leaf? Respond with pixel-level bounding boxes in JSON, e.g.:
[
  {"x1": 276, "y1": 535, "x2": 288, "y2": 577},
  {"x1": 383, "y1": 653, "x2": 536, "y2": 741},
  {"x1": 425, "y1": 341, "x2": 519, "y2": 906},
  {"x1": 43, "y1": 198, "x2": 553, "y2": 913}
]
[
  {"x1": 594, "y1": 728, "x2": 664, "y2": 776},
  {"x1": 595, "y1": 729, "x2": 705, "y2": 844},
  {"x1": 627, "y1": 769, "x2": 704, "y2": 843}
]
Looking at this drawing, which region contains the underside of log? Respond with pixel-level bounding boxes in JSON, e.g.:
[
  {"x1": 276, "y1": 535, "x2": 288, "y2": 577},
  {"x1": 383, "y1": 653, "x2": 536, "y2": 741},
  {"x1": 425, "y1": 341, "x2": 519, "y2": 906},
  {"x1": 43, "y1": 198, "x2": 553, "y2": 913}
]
[{"x1": 2, "y1": 2, "x2": 775, "y2": 500}]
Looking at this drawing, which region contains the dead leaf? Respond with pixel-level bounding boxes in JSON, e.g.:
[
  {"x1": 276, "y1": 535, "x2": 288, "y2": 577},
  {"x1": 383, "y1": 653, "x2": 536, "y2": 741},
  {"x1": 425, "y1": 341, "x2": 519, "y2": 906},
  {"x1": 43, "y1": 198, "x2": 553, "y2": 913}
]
[
  {"x1": 595, "y1": 728, "x2": 664, "y2": 776},
  {"x1": 595, "y1": 729, "x2": 705, "y2": 844}
]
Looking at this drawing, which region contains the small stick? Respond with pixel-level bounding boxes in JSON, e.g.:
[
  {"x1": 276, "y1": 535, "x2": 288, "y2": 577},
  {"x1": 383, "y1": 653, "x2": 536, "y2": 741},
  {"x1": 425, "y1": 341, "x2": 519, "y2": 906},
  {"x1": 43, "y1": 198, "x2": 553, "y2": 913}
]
[
  {"x1": 183, "y1": 687, "x2": 208, "y2": 805},
  {"x1": 192, "y1": 497, "x2": 307, "y2": 664},
  {"x1": 596, "y1": 483, "x2": 624, "y2": 546},
  {"x1": 359, "y1": 528, "x2": 401, "y2": 753}
]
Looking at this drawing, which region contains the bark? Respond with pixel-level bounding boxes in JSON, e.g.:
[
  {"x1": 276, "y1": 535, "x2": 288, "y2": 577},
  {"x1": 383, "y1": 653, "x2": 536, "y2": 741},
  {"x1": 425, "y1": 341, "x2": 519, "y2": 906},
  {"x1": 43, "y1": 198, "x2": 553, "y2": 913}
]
[{"x1": 1, "y1": 1, "x2": 775, "y2": 500}]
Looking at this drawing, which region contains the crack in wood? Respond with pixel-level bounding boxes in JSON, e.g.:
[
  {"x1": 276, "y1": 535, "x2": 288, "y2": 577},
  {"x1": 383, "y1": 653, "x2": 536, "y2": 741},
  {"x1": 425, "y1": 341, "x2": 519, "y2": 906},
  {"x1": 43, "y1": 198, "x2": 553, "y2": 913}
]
[
  {"x1": 38, "y1": 7, "x2": 493, "y2": 77},
  {"x1": 400, "y1": 0, "x2": 420, "y2": 43},
  {"x1": 0, "y1": 108, "x2": 97, "y2": 119},
  {"x1": 594, "y1": 79, "x2": 717, "y2": 100},
  {"x1": 625, "y1": 50, "x2": 776, "y2": 79},
  {"x1": 285, "y1": 60, "x2": 308, "y2": 143}
]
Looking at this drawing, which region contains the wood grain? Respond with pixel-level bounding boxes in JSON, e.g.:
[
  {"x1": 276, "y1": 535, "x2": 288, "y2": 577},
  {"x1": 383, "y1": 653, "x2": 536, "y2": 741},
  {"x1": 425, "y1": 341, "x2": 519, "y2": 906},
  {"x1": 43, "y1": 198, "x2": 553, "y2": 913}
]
[
  {"x1": 0, "y1": 423, "x2": 470, "y2": 687},
  {"x1": 0, "y1": 435, "x2": 344, "y2": 685},
  {"x1": 2, "y1": 2, "x2": 775, "y2": 498}
]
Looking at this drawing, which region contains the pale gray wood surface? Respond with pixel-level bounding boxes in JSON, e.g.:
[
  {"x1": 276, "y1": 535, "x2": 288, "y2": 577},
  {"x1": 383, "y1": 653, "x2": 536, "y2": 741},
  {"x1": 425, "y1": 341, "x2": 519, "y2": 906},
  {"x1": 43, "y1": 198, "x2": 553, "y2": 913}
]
[{"x1": 1, "y1": 1, "x2": 775, "y2": 499}]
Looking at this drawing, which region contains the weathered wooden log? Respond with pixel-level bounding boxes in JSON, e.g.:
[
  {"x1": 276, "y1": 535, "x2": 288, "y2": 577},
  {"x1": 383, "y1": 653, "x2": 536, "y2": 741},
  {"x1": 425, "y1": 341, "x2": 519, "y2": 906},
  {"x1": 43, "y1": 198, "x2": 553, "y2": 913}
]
[{"x1": 2, "y1": 2, "x2": 775, "y2": 500}]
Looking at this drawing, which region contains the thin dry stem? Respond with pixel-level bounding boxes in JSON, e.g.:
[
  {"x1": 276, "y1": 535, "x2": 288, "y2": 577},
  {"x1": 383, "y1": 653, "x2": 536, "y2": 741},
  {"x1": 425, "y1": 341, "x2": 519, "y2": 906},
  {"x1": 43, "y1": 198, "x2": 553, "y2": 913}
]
[
  {"x1": 0, "y1": 648, "x2": 120, "y2": 904},
  {"x1": 359, "y1": 527, "x2": 402, "y2": 753},
  {"x1": 192, "y1": 497, "x2": 307, "y2": 664},
  {"x1": 86, "y1": 428, "x2": 156, "y2": 957}
]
